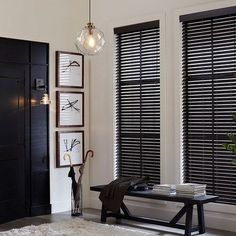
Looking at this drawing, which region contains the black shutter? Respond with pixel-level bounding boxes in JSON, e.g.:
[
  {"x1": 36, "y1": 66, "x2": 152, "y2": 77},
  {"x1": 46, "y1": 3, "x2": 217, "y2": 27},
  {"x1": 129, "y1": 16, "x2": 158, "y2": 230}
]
[
  {"x1": 182, "y1": 11, "x2": 236, "y2": 204},
  {"x1": 114, "y1": 21, "x2": 160, "y2": 186}
]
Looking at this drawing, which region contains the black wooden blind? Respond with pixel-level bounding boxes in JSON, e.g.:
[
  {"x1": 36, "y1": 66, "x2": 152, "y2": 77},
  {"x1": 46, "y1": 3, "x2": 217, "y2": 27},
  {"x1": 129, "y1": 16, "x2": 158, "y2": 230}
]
[
  {"x1": 181, "y1": 8, "x2": 236, "y2": 204},
  {"x1": 114, "y1": 21, "x2": 160, "y2": 186}
]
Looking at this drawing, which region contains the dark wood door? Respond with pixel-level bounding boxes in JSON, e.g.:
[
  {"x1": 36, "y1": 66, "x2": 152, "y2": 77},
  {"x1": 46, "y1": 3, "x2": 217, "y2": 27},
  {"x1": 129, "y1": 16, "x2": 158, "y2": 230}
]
[{"x1": 0, "y1": 63, "x2": 29, "y2": 223}]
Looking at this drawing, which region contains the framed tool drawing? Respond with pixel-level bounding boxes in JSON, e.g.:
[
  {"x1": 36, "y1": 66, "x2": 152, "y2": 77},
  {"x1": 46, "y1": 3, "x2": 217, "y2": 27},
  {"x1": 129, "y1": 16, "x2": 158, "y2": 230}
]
[
  {"x1": 56, "y1": 91, "x2": 84, "y2": 127},
  {"x1": 56, "y1": 131, "x2": 84, "y2": 168},
  {"x1": 56, "y1": 51, "x2": 84, "y2": 88}
]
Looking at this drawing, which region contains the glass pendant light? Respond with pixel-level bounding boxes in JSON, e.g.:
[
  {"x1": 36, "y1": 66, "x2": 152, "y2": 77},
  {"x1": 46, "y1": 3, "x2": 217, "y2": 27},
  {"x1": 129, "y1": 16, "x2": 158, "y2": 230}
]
[{"x1": 75, "y1": 0, "x2": 105, "y2": 55}]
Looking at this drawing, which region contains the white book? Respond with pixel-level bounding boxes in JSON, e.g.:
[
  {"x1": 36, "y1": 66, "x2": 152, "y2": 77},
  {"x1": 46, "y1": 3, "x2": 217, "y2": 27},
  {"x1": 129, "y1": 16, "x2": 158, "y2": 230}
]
[{"x1": 176, "y1": 183, "x2": 206, "y2": 191}]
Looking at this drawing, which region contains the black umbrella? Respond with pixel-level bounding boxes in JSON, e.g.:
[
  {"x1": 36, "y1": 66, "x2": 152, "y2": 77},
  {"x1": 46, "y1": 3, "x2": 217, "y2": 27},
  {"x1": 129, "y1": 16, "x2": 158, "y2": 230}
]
[{"x1": 68, "y1": 166, "x2": 77, "y2": 199}]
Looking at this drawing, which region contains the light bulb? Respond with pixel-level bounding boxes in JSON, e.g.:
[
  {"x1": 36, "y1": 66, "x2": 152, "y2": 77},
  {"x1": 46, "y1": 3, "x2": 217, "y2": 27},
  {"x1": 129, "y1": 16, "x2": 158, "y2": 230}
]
[{"x1": 84, "y1": 34, "x2": 96, "y2": 49}]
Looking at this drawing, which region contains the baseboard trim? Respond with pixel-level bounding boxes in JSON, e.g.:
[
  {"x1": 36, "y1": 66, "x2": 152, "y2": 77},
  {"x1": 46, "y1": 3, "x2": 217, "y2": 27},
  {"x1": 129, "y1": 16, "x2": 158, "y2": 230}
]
[
  {"x1": 30, "y1": 204, "x2": 51, "y2": 216},
  {"x1": 51, "y1": 200, "x2": 71, "y2": 214}
]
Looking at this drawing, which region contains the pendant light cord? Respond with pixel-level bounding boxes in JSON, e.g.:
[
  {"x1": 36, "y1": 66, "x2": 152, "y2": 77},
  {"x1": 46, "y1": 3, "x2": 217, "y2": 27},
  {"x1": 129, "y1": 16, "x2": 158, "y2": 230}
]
[{"x1": 89, "y1": 0, "x2": 91, "y2": 23}]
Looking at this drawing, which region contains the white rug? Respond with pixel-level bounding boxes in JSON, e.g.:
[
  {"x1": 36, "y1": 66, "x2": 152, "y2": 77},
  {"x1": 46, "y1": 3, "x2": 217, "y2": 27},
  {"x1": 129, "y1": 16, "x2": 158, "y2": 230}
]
[{"x1": 0, "y1": 218, "x2": 156, "y2": 236}]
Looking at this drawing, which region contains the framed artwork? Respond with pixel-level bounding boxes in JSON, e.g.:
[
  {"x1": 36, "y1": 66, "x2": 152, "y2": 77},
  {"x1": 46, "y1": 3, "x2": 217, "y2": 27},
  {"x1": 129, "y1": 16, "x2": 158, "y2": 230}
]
[
  {"x1": 56, "y1": 131, "x2": 84, "y2": 168},
  {"x1": 56, "y1": 51, "x2": 84, "y2": 88},
  {"x1": 56, "y1": 91, "x2": 84, "y2": 127}
]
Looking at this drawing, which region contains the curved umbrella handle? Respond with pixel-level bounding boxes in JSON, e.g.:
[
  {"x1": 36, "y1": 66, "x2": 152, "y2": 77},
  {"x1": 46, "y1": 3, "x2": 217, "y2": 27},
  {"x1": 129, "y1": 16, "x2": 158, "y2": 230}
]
[
  {"x1": 84, "y1": 150, "x2": 94, "y2": 163},
  {"x1": 63, "y1": 152, "x2": 72, "y2": 166},
  {"x1": 78, "y1": 150, "x2": 94, "y2": 182}
]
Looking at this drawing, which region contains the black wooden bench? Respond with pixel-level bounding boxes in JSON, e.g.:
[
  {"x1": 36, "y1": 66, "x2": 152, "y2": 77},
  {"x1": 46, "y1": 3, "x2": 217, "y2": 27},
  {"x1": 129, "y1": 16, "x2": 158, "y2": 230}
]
[{"x1": 90, "y1": 185, "x2": 218, "y2": 236}]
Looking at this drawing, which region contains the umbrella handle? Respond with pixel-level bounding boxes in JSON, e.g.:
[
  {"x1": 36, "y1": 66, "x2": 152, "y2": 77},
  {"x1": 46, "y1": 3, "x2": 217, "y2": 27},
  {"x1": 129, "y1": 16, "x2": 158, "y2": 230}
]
[
  {"x1": 63, "y1": 153, "x2": 72, "y2": 166},
  {"x1": 84, "y1": 150, "x2": 94, "y2": 163},
  {"x1": 78, "y1": 150, "x2": 94, "y2": 183}
]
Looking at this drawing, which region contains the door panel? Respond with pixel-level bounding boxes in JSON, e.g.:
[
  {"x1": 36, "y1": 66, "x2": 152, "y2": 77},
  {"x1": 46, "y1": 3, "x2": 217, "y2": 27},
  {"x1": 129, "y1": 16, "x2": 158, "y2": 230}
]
[
  {"x1": 0, "y1": 64, "x2": 28, "y2": 223},
  {"x1": 30, "y1": 44, "x2": 50, "y2": 216},
  {"x1": 0, "y1": 38, "x2": 29, "y2": 63}
]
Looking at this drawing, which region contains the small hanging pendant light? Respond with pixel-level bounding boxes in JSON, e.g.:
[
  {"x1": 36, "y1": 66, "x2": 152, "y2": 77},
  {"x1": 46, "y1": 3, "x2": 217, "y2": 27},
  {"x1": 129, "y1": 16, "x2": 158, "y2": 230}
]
[
  {"x1": 35, "y1": 79, "x2": 51, "y2": 105},
  {"x1": 40, "y1": 92, "x2": 51, "y2": 105},
  {"x1": 75, "y1": 0, "x2": 105, "y2": 55}
]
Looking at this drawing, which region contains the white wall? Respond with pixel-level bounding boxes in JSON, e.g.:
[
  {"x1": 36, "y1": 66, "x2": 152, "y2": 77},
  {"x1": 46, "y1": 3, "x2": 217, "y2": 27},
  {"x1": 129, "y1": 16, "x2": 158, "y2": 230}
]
[
  {"x1": 0, "y1": 0, "x2": 89, "y2": 213},
  {"x1": 89, "y1": 0, "x2": 236, "y2": 232}
]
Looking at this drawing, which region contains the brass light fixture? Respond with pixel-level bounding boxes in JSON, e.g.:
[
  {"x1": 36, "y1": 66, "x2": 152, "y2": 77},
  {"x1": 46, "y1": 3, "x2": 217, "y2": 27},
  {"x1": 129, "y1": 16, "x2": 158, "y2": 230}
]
[
  {"x1": 40, "y1": 92, "x2": 51, "y2": 105},
  {"x1": 35, "y1": 79, "x2": 51, "y2": 105},
  {"x1": 75, "y1": 0, "x2": 105, "y2": 55}
]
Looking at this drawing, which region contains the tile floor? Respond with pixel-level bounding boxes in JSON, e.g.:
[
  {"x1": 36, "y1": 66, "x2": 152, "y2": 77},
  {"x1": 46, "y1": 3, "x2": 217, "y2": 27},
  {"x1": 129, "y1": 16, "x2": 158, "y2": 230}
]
[{"x1": 0, "y1": 209, "x2": 234, "y2": 235}]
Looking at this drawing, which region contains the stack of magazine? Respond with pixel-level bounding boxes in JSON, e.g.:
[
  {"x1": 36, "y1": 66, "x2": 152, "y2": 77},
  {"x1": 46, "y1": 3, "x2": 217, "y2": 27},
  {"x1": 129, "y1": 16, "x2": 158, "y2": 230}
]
[
  {"x1": 152, "y1": 184, "x2": 176, "y2": 196},
  {"x1": 176, "y1": 183, "x2": 206, "y2": 198}
]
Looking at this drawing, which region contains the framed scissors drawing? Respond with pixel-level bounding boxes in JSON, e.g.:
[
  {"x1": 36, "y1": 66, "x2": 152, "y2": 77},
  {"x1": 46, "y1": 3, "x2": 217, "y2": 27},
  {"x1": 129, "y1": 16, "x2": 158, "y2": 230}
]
[
  {"x1": 56, "y1": 91, "x2": 84, "y2": 127},
  {"x1": 56, "y1": 51, "x2": 84, "y2": 88},
  {"x1": 56, "y1": 131, "x2": 84, "y2": 168}
]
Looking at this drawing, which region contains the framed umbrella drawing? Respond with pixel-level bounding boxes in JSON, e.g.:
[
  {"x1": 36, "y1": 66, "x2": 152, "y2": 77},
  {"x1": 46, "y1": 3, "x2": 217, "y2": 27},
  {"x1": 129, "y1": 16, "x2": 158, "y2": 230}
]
[
  {"x1": 57, "y1": 91, "x2": 84, "y2": 127},
  {"x1": 56, "y1": 131, "x2": 84, "y2": 168},
  {"x1": 56, "y1": 51, "x2": 84, "y2": 88}
]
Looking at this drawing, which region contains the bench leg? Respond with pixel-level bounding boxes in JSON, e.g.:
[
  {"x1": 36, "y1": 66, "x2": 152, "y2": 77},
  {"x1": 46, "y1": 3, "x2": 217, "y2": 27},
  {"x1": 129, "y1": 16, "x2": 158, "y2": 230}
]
[
  {"x1": 121, "y1": 202, "x2": 131, "y2": 216},
  {"x1": 185, "y1": 204, "x2": 193, "y2": 236},
  {"x1": 197, "y1": 204, "x2": 205, "y2": 234},
  {"x1": 101, "y1": 204, "x2": 107, "y2": 223},
  {"x1": 170, "y1": 204, "x2": 188, "y2": 226}
]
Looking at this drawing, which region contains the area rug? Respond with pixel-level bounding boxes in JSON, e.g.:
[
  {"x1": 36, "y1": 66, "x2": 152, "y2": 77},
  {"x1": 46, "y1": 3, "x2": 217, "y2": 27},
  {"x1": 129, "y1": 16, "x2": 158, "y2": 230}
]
[{"x1": 0, "y1": 218, "x2": 156, "y2": 236}]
